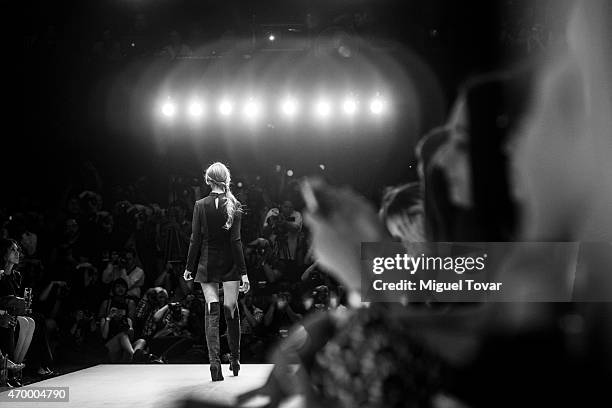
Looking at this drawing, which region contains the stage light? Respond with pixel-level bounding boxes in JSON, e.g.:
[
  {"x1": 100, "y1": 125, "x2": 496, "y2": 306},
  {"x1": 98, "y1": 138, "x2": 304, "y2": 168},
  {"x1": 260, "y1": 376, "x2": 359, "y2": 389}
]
[
  {"x1": 219, "y1": 100, "x2": 233, "y2": 116},
  {"x1": 268, "y1": 34, "x2": 276, "y2": 42},
  {"x1": 342, "y1": 98, "x2": 358, "y2": 115},
  {"x1": 370, "y1": 97, "x2": 386, "y2": 115},
  {"x1": 188, "y1": 100, "x2": 204, "y2": 118},
  {"x1": 161, "y1": 101, "x2": 176, "y2": 118},
  {"x1": 287, "y1": 170, "x2": 294, "y2": 177},
  {"x1": 280, "y1": 97, "x2": 298, "y2": 117},
  {"x1": 237, "y1": 182, "x2": 243, "y2": 188},
  {"x1": 314, "y1": 99, "x2": 331, "y2": 119},
  {"x1": 243, "y1": 98, "x2": 262, "y2": 120}
]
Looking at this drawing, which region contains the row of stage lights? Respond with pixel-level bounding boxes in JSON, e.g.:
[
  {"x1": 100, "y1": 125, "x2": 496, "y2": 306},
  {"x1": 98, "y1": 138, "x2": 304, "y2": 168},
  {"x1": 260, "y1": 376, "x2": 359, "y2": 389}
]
[{"x1": 157, "y1": 94, "x2": 389, "y2": 123}]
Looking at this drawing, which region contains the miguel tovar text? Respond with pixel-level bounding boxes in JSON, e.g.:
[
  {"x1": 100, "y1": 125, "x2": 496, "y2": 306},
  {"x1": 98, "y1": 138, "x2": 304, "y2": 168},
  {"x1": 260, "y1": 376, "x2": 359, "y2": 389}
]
[{"x1": 372, "y1": 279, "x2": 502, "y2": 292}]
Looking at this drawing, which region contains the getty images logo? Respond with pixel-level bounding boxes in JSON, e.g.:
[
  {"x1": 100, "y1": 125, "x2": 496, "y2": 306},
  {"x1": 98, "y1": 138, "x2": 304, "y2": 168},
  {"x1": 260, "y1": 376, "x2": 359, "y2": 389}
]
[{"x1": 371, "y1": 253, "x2": 488, "y2": 275}]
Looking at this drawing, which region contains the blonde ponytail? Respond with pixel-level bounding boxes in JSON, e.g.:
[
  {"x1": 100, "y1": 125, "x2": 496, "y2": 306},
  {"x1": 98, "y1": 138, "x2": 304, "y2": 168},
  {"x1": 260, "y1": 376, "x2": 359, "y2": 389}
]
[
  {"x1": 223, "y1": 183, "x2": 242, "y2": 230},
  {"x1": 205, "y1": 162, "x2": 242, "y2": 229}
]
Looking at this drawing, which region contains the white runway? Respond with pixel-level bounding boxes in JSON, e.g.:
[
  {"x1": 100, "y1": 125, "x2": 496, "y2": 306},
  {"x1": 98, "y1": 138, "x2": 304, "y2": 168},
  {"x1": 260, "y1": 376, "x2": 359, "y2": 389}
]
[{"x1": 0, "y1": 364, "x2": 276, "y2": 408}]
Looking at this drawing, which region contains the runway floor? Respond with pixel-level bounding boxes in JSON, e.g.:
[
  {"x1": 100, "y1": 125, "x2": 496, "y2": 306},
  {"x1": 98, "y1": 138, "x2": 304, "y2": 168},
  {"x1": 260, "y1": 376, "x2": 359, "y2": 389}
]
[{"x1": 0, "y1": 364, "x2": 279, "y2": 408}]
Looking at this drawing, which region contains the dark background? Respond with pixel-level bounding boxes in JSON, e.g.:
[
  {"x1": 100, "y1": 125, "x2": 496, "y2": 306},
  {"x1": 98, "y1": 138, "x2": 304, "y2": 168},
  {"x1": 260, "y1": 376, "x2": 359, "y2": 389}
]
[{"x1": 6, "y1": 0, "x2": 570, "y2": 210}]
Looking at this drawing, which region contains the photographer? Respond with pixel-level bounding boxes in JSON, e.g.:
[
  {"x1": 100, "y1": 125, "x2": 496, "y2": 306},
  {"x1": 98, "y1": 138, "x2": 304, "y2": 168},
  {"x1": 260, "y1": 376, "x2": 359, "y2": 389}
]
[
  {"x1": 245, "y1": 238, "x2": 282, "y2": 286},
  {"x1": 101, "y1": 250, "x2": 123, "y2": 284},
  {"x1": 263, "y1": 290, "x2": 302, "y2": 341},
  {"x1": 101, "y1": 248, "x2": 145, "y2": 299},
  {"x1": 136, "y1": 287, "x2": 168, "y2": 335},
  {"x1": 236, "y1": 292, "x2": 264, "y2": 362},
  {"x1": 121, "y1": 248, "x2": 145, "y2": 299},
  {"x1": 98, "y1": 279, "x2": 144, "y2": 362},
  {"x1": 146, "y1": 297, "x2": 194, "y2": 363},
  {"x1": 263, "y1": 201, "x2": 302, "y2": 281},
  {"x1": 302, "y1": 285, "x2": 333, "y2": 315},
  {"x1": 300, "y1": 261, "x2": 337, "y2": 293}
]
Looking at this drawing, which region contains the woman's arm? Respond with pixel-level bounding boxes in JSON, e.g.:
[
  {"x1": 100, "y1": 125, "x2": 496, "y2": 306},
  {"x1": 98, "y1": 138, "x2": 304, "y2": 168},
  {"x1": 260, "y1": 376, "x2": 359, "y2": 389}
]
[
  {"x1": 185, "y1": 201, "x2": 202, "y2": 274},
  {"x1": 230, "y1": 211, "x2": 248, "y2": 276},
  {"x1": 301, "y1": 262, "x2": 318, "y2": 281},
  {"x1": 239, "y1": 296, "x2": 258, "y2": 327},
  {"x1": 125, "y1": 267, "x2": 144, "y2": 290},
  {"x1": 100, "y1": 316, "x2": 110, "y2": 339},
  {"x1": 101, "y1": 263, "x2": 114, "y2": 284},
  {"x1": 155, "y1": 264, "x2": 172, "y2": 286},
  {"x1": 127, "y1": 299, "x2": 136, "y2": 320},
  {"x1": 98, "y1": 299, "x2": 110, "y2": 339},
  {"x1": 153, "y1": 304, "x2": 170, "y2": 321}
]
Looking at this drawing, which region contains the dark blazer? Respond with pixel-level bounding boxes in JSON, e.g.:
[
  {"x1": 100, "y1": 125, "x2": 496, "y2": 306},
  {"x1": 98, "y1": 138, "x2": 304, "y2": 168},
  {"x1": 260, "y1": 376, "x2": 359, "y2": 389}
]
[{"x1": 185, "y1": 196, "x2": 247, "y2": 281}]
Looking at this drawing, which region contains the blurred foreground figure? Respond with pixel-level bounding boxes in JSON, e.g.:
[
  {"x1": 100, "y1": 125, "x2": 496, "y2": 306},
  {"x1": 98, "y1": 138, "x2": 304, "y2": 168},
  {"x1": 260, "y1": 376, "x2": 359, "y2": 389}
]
[
  {"x1": 230, "y1": 2, "x2": 612, "y2": 407},
  {"x1": 491, "y1": 0, "x2": 612, "y2": 405}
]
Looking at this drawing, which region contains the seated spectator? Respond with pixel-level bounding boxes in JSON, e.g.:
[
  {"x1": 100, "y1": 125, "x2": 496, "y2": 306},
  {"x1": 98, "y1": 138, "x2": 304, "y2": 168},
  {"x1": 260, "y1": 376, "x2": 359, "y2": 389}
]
[
  {"x1": 146, "y1": 297, "x2": 195, "y2": 363},
  {"x1": 98, "y1": 279, "x2": 144, "y2": 363},
  {"x1": 0, "y1": 239, "x2": 50, "y2": 383},
  {"x1": 134, "y1": 287, "x2": 168, "y2": 340},
  {"x1": 235, "y1": 292, "x2": 264, "y2": 362},
  {"x1": 301, "y1": 285, "x2": 332, "y2": 315},
  {"x1": 263, "y1": 290, "x2": 302, "y2": 341},
  {"x1": 122, "y1": 248, "x2": 145, "y2": 299},
  {"x1": 300, "y1": 261, "x2": 336, "y2": 293},
  {"x1": 101, "y1": 250, "x2": 122, "y2": 285},
  {"x1": 245, "y1": 238, "x2": 282, "y2": 286},
  {"x1": 101, "y1": 249, "x2": 145, "y2": 299}
]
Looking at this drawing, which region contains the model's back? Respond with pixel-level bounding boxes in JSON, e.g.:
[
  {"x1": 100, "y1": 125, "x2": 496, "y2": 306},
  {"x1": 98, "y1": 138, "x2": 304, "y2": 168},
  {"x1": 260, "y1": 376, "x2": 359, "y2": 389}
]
[{"x1": 204, "y1": 193, "x2": 230, "y2": 249}]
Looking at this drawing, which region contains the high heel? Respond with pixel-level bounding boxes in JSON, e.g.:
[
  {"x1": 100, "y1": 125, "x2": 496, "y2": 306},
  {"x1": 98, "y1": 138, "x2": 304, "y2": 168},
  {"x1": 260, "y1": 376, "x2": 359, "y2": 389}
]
[
  {"x1": 210, "y1": 362, "x2": 224, "y2": 381},
  {"x1": 205, "y1": 302, "x2": 224, "y2": 382},
  {"x1": 224, "y1": 304, "x2": 241, "y2": 377},
  {"x1": 229, "y1": 359, "x2": 240, "y2": 376}
]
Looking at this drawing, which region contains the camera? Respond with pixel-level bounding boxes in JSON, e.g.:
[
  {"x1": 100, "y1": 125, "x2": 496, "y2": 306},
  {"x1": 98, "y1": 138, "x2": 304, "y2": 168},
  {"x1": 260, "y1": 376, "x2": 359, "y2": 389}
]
[
  {"x1": 168, "y1": 302, "x2": 183, "y2": 321},
  {"x1": 311, "y1": 285, "x2": 329, "y2": 306},
  {"x1": 114, "y1": 256, "x2": 128, "y2": 268}
]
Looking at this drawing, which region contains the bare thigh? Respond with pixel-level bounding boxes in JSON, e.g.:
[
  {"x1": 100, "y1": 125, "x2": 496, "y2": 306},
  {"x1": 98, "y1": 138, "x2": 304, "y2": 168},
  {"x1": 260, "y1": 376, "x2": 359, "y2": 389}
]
[
  {"x1": 17, "y1": 316, "x2": 35, "y2": 334},
  {"x1": 223, "y1": 281, "x2": 240, "y2": 315},
  {"x1": 200, "y1": 282, "x2": 219, "y2": 309}
]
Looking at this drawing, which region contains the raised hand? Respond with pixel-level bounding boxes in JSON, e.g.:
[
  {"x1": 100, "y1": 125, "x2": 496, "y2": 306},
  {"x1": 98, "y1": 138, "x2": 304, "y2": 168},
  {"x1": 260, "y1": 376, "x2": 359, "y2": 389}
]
[{"x1": 301, "y1": 178, "x2": 388, "y2": 294}]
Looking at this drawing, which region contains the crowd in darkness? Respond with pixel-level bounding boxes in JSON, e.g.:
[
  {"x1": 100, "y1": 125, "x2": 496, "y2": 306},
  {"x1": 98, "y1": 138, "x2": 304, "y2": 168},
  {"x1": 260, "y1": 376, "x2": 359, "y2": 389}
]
[
  {"x1": 5, "y1": 1, "x2": 611, "y2": 405},
  {"x1": 0, "y1": 164, "x2": 346, "y2": 385}
]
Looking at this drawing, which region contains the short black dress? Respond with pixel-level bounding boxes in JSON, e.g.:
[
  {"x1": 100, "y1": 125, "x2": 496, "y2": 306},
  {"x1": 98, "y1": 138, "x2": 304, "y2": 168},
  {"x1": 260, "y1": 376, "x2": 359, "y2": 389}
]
[{"x1": 186, "y1": 193, "x2": 247, "y2": 283}]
